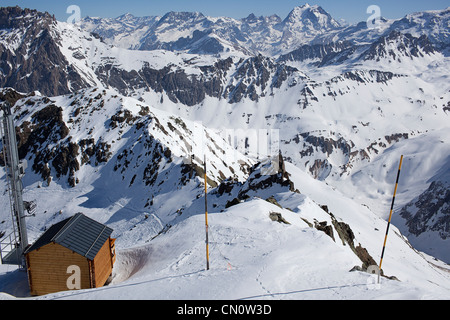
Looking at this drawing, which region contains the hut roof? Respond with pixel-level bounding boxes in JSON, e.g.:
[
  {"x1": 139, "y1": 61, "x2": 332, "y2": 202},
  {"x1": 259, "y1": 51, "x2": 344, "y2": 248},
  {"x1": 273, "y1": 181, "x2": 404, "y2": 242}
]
[{"x1": 25, "y1": 213, "x2": 113, "y2": 260}]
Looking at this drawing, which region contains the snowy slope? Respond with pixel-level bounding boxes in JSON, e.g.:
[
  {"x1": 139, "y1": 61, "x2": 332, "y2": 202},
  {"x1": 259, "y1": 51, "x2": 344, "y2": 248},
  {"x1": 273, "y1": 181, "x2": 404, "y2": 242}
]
[
  {"x1": 2, "y1": 158, "x2": 449, "y2": 300},
  {"x1": 0, "y1": 87, "x2": 254, "y2": 251}
]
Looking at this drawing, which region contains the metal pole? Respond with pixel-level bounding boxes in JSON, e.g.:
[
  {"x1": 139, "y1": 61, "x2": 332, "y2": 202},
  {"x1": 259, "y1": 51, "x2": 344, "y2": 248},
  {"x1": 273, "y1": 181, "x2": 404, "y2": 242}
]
[
  {"x1": 1, "y1": 101, "x2": 29, "y2": 268},
  {"x1": 378, "y1": 155, "x2": 404, "y2": 283},
  {"x1": 204, "y1": 155, "x2": 210, "y2": 271}
]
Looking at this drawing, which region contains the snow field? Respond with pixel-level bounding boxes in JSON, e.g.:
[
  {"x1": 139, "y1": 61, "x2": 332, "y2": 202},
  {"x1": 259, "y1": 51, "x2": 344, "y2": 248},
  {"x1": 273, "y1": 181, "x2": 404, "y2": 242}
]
[{"x1": 14, "y1": 188, "x2": 448, "y2": 300}]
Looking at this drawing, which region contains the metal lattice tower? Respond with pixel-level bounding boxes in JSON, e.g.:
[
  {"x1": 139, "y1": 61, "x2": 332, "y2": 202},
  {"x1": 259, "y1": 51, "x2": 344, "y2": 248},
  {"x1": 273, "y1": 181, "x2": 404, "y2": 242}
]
[{"x1": 0, "y1": 100, "x2": 29, "y2": 268}]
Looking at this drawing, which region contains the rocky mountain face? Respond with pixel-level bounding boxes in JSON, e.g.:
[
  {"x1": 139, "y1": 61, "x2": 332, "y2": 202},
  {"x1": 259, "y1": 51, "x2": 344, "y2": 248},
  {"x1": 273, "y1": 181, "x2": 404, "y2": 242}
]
[
  {"x1": 92, "y1": 53, "x2": 304, "y2": 106},
  {"x1": 0, "y1": 5, "x2": 449, "y2": 264},
  {"x1": 396, "y1": 166, "x2": 450, "y2": 263},
  {"x1": 360, "y1": 30, "x2": 437, "y2": 62},
  {"x1": 278, "y1": 40, "x2": 355, "y2": 66},
  {"x1": 3, "y1": 87, "x2": 253, "y2": 189},
  {"x1": 279, "y1": 30, "x2": 440, "y2": 66},
  {"x1": 0, "y1": 7, "x2": 89, "y2": 96},
  {"x1": 0, "y1": 6, "x2": 446, "y2": 106},
  {"x1": 388, "y1": 8, "x2": 450, "y2": 50},
  {"x1": 400, "y1": 180, "x2": 449, "y2": 239}
]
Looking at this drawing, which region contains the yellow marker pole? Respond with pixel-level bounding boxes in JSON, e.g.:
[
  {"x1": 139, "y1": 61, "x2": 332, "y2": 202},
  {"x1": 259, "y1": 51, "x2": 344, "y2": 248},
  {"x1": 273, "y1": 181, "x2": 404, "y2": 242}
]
[
  {"x1": 378, "y1": 155, "x2": 404, "y2": 283},
  {"x1": 204, "y1": 155, "x2": 210, "y2": 271}
]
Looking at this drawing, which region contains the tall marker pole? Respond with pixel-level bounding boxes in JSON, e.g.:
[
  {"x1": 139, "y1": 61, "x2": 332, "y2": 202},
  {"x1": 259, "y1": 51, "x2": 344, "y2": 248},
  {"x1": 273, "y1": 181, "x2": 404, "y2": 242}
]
[
  {"x1": 204, "y1": 155, "x2": 210, "y2": 271},
  {"x1": 378, "y1": 155, "x2": 404, "y2": 284}
]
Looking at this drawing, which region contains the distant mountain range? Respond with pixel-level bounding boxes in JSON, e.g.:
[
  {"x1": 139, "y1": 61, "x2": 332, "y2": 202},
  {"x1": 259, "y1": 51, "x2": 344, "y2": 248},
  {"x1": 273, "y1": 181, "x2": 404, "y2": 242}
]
[{"x1": 79, "y1": 4, "x2": 450, "y2": 56}]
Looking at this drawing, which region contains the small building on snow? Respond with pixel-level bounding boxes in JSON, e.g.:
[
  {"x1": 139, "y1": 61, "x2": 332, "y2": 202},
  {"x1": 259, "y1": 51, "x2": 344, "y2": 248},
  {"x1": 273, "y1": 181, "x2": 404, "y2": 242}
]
[{"x1": 24, "y1": 213, "x2": 116, "y2": 296}]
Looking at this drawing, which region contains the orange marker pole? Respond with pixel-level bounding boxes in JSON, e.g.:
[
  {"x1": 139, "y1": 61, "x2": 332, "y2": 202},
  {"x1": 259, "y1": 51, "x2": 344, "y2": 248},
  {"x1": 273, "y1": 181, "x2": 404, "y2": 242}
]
[
  {"x1": 378, "y1": 155, "x2": 404, "y2": 283},
  {"x1": 204, "y1": 155, "x2": 210, "y2": 271}
]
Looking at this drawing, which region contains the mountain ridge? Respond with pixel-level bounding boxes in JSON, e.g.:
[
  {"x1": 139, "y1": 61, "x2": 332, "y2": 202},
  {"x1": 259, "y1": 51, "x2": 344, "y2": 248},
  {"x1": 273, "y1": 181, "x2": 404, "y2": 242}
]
[{"x1": 78, "y1": 5, "x2": 450, "y2": 56}]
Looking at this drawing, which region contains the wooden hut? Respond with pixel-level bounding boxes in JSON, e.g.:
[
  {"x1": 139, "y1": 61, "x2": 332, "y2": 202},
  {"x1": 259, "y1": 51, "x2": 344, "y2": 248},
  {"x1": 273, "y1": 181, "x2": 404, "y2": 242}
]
[{"x1": 24, "y1": 213, "x2": 116, "y2": 296}]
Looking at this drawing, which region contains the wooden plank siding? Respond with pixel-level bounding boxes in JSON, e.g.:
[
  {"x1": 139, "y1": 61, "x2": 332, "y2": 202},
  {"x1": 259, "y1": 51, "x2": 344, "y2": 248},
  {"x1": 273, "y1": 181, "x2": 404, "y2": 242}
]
[
  {"x1": 26, "y1": 242, "x2": 91, "y2": 296},
  {"x1": 26, "y1": 237, "x2": 115, "y2": 296},
  {"x1": 92, "y1": 237, "x2": 114, "y2": 288}
]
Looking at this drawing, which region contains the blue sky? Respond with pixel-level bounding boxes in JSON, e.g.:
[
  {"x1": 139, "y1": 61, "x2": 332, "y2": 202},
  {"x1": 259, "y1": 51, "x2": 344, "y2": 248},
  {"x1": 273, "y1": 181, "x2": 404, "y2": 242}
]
[{"x1": 2, "y1": 0, "x2": 449, "y2": 23}]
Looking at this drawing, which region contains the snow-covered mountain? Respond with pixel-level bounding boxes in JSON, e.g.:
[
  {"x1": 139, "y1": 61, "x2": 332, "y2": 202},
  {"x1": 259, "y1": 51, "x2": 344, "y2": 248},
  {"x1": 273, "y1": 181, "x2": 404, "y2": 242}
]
[
  {"x1": 81, "y1": 13, "x2": 159, "y2": 50},
  {"x1": 79, "y1": 4, "x2": 344, "y2": 56},
  {"x1": 0, "y1": 5, "x2": 449, "y2": 299},
  {"x1": 0, "y1": 7, "x2": 90, "y2": 95},
  {"x1": 1, "y1": 137, "x2": 449, "y2": 299},
  {"x1": 79, "y1": 5, "x2": 450, "y2": 57},
  {"x1": 314, "y1": 7, "x2": 450, "y2": 50}
]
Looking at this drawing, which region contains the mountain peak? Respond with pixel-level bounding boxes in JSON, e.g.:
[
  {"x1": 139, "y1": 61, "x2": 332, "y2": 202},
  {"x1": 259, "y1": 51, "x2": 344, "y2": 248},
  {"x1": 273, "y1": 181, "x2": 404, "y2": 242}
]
[
  {"x1": 116, "y1": 13, "x2": 136, "y2": 21},
  {"x1": 292, "y1": 3, "x2": 316, "y2": 10},
  {"x1": 282, "y1": 4, "x2": 341, "y2": 31},
  {"x1": 160, "y1": 10, "x2": 205, "y2": 22},
  {"x1": 288, "y1": 4, "x2": 328, "y2": 16},
  {"x1": 0, "y1": 6, "x2": 55, "y2": 28},
  {"x1": 295, "y1": 3, "x2": 318, "y2": 10}
]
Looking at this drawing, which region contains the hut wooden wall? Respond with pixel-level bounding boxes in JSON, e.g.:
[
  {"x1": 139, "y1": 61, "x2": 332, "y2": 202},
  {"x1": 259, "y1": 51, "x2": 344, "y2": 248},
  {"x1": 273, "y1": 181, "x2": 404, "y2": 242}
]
[
  {"x1": 92, "y1": 238, "x2": 114, "y2": 288},
  {"x1": 26, "y1": 243, "x2": 90, "y2": 296}
]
